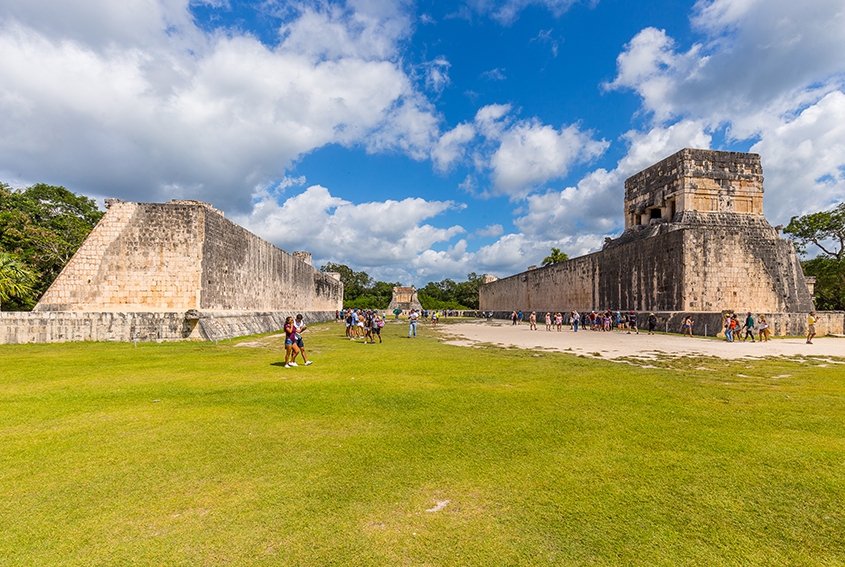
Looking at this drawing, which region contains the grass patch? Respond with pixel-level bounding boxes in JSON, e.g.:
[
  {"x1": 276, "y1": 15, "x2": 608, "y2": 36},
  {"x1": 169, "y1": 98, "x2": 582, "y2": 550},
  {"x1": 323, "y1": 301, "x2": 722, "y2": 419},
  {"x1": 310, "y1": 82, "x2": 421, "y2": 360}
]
[{"x1": 1, "y1": 321, "x2": 844, "y2": 565}]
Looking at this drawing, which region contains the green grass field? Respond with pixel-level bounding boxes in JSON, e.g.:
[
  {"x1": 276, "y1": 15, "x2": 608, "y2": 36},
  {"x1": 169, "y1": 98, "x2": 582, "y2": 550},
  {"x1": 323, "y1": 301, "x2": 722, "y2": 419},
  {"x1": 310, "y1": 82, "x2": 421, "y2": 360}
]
[{"x1": 1, "y1": 320, "x2": 844, "y2": 566}]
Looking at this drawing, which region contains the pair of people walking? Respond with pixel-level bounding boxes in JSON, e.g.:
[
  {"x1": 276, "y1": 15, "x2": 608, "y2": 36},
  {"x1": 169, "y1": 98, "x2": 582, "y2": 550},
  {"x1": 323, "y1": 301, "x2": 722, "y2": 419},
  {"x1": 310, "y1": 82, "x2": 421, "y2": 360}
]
[{"x1": 283, "y1": 315, "x2": 312, "y2": 368}]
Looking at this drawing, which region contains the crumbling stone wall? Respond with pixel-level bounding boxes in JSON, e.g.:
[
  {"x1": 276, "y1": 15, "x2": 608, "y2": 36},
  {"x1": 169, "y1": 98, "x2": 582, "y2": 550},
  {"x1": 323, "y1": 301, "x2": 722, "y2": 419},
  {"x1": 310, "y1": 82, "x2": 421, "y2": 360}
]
[
  {"x1": 480, "y1": 149, "x2": 814, "y2": 317},
  {"x1": 387, "y1": 286, "x2": 422, "y2": 312},
  {"x1": 35, "y1": 200, "x2": 342, "y2": 313},
  {"x1": 625, "y1": 149, "x2": 763, "y2": 228}
]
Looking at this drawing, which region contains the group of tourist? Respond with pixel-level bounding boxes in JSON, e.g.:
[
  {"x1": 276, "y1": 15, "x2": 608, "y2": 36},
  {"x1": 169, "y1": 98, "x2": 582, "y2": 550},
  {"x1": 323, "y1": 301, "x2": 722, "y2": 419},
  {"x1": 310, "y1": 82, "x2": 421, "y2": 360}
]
[
  {"x1": 512, "y1": 310, "x2": 645, "y2": 334},
  {"x1": 285, "y1": 305, "x2": 823, "y2": 368},
  {"x1": 341, "y1": 308, "x2": 385, "y2": 344}
]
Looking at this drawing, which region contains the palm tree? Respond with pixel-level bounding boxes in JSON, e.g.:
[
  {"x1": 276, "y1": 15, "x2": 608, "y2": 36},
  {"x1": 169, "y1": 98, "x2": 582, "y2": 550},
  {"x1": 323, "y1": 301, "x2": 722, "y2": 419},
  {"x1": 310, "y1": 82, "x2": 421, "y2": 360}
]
[
  {"x1": 541, "y1": 247, "x2": 569, "y2": 267},
  {"x1": 0, "y1": 253, "x2": 36, "y2": 310}
]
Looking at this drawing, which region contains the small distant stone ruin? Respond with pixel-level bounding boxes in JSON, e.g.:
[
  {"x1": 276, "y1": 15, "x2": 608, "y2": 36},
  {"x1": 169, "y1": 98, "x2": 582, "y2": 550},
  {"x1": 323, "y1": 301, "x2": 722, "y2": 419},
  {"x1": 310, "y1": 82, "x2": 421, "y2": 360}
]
[
  {"x1": 387, "y1": 286, "x2": 423, "y2": 313},
  {"x1": 0, "y1": 199, "x2": 343, "y2": 344},
  {"x1": 480, "y1": 148, "x2": 844, "y2": 336}
]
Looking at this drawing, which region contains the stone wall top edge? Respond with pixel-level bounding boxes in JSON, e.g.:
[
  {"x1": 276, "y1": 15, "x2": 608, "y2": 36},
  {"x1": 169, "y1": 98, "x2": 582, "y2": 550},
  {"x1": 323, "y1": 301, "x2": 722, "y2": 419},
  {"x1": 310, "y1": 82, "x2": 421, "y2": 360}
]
[
  {"x1": 624, "y1": 148, "x2": 762, "y2": 195},
  {"x1": 480, "y1": 247, "x2": 607, "y2": 287}
]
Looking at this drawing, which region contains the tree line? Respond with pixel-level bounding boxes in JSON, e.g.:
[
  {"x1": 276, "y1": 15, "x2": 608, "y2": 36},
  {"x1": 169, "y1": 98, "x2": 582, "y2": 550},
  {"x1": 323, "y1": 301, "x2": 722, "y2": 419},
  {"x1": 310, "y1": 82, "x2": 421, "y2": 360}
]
[
  {"x1": 0, "y1": 183, "x2": 103, "y2": 310},
  {"x1": 321, "y1": 262, "x2": 482, "y2": 310}
]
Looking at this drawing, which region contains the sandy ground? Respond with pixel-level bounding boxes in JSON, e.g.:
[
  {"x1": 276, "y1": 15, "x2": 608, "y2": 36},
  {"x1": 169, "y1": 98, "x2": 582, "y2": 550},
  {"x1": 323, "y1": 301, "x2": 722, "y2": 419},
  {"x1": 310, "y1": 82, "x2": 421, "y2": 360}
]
[{"x1": 438, "y1": 320, "x2": 845, "y2": 361}]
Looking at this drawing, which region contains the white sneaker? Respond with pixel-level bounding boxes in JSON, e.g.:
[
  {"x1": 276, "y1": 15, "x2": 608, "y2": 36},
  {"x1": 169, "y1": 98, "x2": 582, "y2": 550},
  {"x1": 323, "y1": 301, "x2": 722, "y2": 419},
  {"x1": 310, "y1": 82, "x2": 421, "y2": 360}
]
[
  {"x1": 284, "y1": 364, "x2": 291, "y2": 368},
  {"x1": 305, "y1": 361, "x2": 313, "y2": 366},
  {"x1": 289, "y1": 362, "x2": 298, "y2": 367}
]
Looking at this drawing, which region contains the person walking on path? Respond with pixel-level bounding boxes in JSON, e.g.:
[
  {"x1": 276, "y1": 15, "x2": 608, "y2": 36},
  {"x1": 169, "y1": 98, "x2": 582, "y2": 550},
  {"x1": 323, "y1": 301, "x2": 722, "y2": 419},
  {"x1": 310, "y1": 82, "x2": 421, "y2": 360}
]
[
  {"x1": 408, "y1": 309, "x2": 419, "y2": 338},
  {"x1": 647, "y1": 313, "x2": 657, "y2": 335},
  {"x1": 807, "y1": 311, "x2": 817, "y2": 344},
  {"x1": 292, "y1": 314, "x2": 313, "y2": 365},
  {"x1": 529, "y1": 312, "x2": 537, "y2": 330},
  {"x1": 627, "y1": 311, "x2": 639, "y2": 334},
  {"x1": 511, "y1": 311, "x2": 518, "y2": 325},
  {"x1": 682, "y1": 316, "x2": 694, "y2": 337},
  {"x1": 545, "y1": 312, "x2": 552, "y2": 331},
  {"x1": 283, "y1": 316, "x2": 301, "y2": 368},
  {"x1": 742, "y1": 312, "x2": 756, "y2": 342},
  {"x1": 759, "y1": 315, "x2": 770, "y2": 342}
]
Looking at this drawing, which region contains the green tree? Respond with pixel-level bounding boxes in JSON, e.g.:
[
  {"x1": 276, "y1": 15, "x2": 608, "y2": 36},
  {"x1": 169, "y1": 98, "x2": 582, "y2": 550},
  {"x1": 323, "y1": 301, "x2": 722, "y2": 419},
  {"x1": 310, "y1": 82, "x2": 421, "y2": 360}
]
[
  {"x1": 0, "y1": 252, "x2": 36, "y2": 310},
  {"x1": 320, "y1": 262, "x2": 397, "y2": 308},
  {"x1": 0, "y1": 183, "x2": 104, "y2": 309},
  {"x1": 418, "y1": 273, "x2": 481, "y2": 310},
  {"x1": 541, "y1": 247, "x2": 569, "y2": 266},
  {"x1": 784, "y1": 203, "x2": 845, "y2": 310},
  {"x1": 784, "y1": 202, "x2": 845, "y2": 260}
]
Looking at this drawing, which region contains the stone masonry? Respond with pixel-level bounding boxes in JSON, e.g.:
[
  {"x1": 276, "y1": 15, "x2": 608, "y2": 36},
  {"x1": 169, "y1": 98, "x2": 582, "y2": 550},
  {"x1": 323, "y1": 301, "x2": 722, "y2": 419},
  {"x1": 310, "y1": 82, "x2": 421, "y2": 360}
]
[
  {"x1": 479, "y1": 149, "x2": 818, "y2": 330},
  {"x1": 387, "y1": 286, "x2": 423, "y2": 313},
  {"x1": 35, "y1": 199, "x2": 342, "y2": 313},
  {"x1": 0, "y1": 199, "x2": 343, "y2": 344}
]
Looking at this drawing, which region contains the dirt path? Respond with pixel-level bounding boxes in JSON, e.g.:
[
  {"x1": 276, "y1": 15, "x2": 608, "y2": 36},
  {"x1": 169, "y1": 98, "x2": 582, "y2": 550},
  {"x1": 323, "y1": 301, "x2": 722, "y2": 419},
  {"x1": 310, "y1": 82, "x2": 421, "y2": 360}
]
[{"x1": 438, "y1": 320, "x2": 845, "y2": 361}]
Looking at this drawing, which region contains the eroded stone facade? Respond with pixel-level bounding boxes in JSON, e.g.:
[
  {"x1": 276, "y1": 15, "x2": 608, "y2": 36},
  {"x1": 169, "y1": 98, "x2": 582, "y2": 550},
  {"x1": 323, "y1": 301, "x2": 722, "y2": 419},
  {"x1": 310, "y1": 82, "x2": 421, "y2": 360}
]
[
  {"x1": 387, "y1": 286, "x2": 422, "y2": 312},
  {"x1": 480, "y1": 149, "x2": 815, "y2": 320},
  {"x1": 35, "y1": 199, "x2": 342, "y2": 313}
]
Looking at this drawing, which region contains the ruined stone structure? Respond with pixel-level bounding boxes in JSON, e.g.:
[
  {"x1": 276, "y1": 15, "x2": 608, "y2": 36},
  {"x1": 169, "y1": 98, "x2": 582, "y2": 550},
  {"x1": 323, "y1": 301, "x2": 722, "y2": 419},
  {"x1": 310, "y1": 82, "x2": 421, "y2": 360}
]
[
  {"x1": 0, "y1": 199, "x2": 343, "y2": 344},
  {"x1": 479, "y1": 149, "x2": 830, "y2": 334},
  {"x1": 387, "y1": 286, "x2": 423, "y2": 313}
]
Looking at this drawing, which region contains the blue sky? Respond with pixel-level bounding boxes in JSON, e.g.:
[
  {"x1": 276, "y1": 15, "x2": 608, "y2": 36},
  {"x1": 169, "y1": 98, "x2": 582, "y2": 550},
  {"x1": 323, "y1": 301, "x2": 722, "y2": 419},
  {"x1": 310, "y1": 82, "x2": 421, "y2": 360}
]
[{"x1": 1, "y1": 0, "x2": 844, "y2": 285}]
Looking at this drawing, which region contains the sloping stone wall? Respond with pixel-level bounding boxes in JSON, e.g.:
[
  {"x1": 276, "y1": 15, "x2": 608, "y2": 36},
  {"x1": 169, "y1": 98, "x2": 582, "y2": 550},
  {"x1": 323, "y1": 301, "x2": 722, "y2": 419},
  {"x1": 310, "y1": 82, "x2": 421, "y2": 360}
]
[{"x1": 34, "y1": 200, "x2": 342, "y2": 314}]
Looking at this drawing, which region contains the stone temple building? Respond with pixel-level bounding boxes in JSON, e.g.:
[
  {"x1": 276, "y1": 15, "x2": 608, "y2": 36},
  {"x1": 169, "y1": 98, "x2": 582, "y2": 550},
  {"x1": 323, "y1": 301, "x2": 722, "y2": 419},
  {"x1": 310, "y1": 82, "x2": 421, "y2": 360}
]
[
  {"x1": 387, "y1": 286, "x2": 423, "y2": 313},
  {"x1": 479, "y1": 149, "x2": 842, "y2": 335},
  {"x1": 0, "y1": 199, "x2": 343, "y2": 343}
]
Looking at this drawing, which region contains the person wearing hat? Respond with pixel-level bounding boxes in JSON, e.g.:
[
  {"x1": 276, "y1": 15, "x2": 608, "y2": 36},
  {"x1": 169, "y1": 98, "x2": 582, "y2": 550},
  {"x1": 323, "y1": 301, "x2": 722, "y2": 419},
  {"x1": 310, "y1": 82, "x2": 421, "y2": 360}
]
[{"x1": 647, "y1": 312, "x2": 657, "y2": 335}]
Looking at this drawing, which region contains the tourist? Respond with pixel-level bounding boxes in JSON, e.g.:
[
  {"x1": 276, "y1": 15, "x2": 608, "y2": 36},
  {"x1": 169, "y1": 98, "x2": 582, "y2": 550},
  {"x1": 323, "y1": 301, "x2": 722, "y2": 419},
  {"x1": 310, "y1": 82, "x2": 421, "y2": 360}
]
[
  {"x1": 572, "y1": 311, "x2": 580, "y2": 332},
  {"x1": 351, "y1": 309, "x2": 362, "y2": 339},
  {"x1": 372, "y1": 313, "x2": 384, "y2": 343},
  {"x1": 529, "y1": 311, "x2": 537, "y2": 330},
  {"x1": 511, "y1": 311, "x2": 518, "y2": 325},
  {"x1": 759, "y1": 315, "x2": 770, "y2": 341},
  {"x1": 742, "y1": 312, "x2": 756, "y2": 342},
  {"x1": 647, "y1": 313, "x2": 657, "y2": 335},
  {"x1": 555, "y1": 312, "x2": 563, "y2": 331},
  {"x1": 807, "y1": 311, "x2": 816, "y2": 344},
  {"x1": 728, "y1": 314, "x2": 739, "y2": 342},
  {"x1": 682, "y1": 315, "x2": 694, "y2": 337},
  {"x1": 283, "y1": 316, "x2": 301, "y2": 368},
  {"x1": 292, "y1": 314, "x2": 312, "y2": 365},
  {"x1": 545, "y1": 312, "x2": 552, "y2": 331},
  {"x1": 408, "y1": 309, "x2": 419, "y2": 337},
  {"x1": 627, "y1": 311, "x2": 638, "y2": 334},
  {"x1": 393, "y1": 307, "x2": 402, "y2": 320},
  {"x1": 517, "y1": 310, "x2": 523, "y2": 325},
  {"x1": 432, "y1": 311, "x2": 439, "y2": 326},
  {"x1": 345, "y1": 310, "x2": 354, "y2": 339}
]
